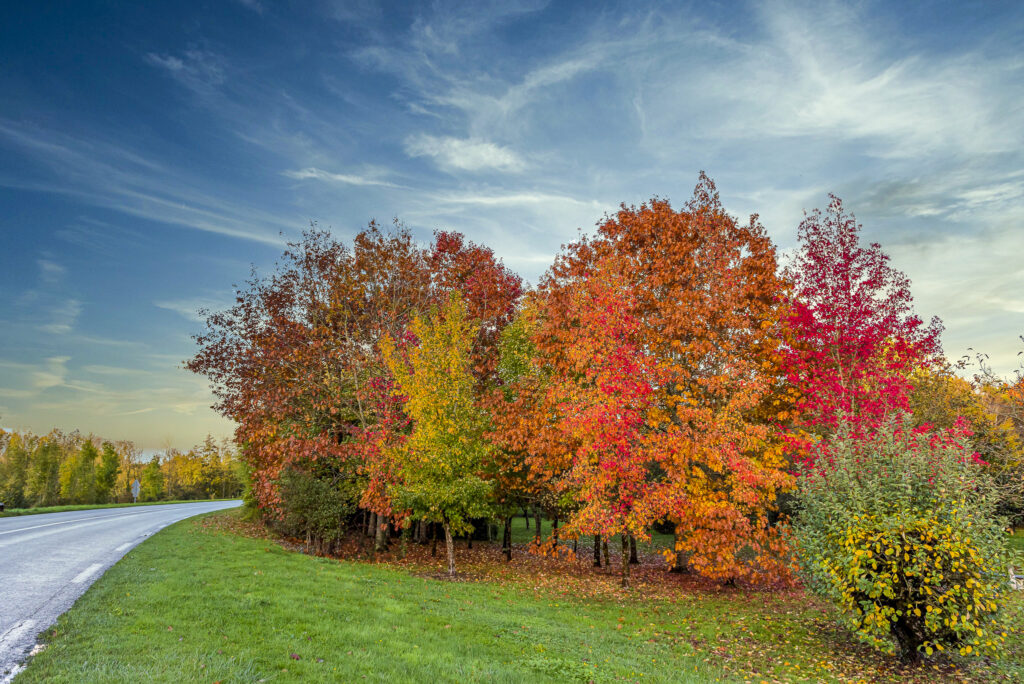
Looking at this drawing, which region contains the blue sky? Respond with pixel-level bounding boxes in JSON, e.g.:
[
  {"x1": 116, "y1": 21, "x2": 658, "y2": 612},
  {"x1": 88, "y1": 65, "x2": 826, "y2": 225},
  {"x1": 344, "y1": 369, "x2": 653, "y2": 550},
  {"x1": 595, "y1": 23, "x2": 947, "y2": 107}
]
[{"x1": 1, "y1": 0, "x2": 1022, "y2": 449}]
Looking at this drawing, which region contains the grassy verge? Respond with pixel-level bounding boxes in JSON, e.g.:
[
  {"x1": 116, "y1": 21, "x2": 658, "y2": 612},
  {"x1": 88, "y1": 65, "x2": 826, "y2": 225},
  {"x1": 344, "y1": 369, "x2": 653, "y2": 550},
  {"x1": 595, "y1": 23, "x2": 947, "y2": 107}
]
[
  {"x1": 15, "y1": 511, "x2": 1023, "y2": 683},
  {"x1": 15, "y1": 512, "x2": 723, "y2": 683},
  {"x1": 0, "y1": 499, "x2": 239, "y2": 518}
]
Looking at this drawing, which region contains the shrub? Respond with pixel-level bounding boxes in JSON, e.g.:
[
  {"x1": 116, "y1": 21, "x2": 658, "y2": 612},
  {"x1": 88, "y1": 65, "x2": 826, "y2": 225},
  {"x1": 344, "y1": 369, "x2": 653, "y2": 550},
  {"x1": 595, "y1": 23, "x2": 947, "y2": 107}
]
[
  {"x1": 790, "y1": 419, "x2": 1011, "y2": 662},
  {"x1": 276, "y1": 467, "x2": 358, "y2": 554}
]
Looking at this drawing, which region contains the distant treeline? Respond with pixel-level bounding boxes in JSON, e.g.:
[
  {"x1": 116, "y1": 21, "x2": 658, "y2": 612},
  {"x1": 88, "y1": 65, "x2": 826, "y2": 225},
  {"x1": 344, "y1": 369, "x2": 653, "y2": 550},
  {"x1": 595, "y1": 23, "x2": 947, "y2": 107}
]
[{"x1": 0, "y1": 430, "x2": 244, "y2": 508}]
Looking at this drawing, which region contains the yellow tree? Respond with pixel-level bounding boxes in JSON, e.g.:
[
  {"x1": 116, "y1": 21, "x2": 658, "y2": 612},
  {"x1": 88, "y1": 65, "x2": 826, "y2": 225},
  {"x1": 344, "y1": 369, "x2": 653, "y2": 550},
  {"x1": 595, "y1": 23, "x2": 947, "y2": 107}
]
[{"x1": 381, "y1": 293, "x2": 493, "y2": 576}]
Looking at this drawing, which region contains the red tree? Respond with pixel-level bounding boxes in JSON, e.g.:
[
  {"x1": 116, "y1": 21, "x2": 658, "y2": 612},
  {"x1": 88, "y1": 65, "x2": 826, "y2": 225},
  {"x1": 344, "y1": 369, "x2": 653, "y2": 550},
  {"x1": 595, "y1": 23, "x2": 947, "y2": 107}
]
[{"x1": 782, "y1": 195, "x2": 943, "y2": 445}]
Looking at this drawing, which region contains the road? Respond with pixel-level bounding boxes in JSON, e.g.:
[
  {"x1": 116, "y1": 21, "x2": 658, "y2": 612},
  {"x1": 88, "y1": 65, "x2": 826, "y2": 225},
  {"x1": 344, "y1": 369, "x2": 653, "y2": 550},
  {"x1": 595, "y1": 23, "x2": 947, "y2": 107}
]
[{"x1": 0, "y1": 500, "x2": 241, "y2": 681}]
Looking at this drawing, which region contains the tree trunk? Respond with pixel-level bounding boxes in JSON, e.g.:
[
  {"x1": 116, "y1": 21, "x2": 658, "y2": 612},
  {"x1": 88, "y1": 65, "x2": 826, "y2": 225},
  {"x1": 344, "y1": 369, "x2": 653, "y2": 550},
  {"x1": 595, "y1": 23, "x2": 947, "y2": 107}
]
[
  {"x1": 503, "y1": 516, "x2": 512, "y2": 562},
  {"x1": 467, "y1": 532, "x2": 473, "y2": 549},
  {"x1": 552, "y1": 515, "x2": 559, "y2": 544},
  {"x1": 629, "y1": 535, "x2": 639, "y2": 564},
  {"x1": 669, "y1": 524, "x2": 687, "y2": 573},
  {"x1": 593, "y1": 534, "x2": 602, "y2": 567},
  {"x1": 534, "y1": 507, "x2": 542, "y2": 544},
  {"x1": 374, "y1": 516, "x2": 388, "y2": 554},
  {"x1": 523, "y1": 508, "x2": 530, "y2": 529},
  {"x1": 431, "y1": 522, "x2": 438, "y2": 557},
  {"x1": 892, "y1": 615, "x2": 922, "y2": 663},
  {"x1": 443, "y1": 521, "x2": 456, "y2": 576},
  {"x1": 367, "y1": 512, "x2": 375, "y2": 538},
  {"x1": 602, "y1": 538, "x2": 610, "y2": 568},
  {"x1": 620, "y1": 534, "x2": 631, "y2": 588}
]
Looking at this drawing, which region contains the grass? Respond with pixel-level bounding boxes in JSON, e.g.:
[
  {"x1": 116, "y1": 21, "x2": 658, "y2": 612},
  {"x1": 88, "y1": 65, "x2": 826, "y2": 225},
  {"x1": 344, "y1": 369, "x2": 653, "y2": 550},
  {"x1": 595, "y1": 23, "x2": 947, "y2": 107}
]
[
  {"x1": 1009, "y1": 529, "x2": 1024, "y2": 555},
  {"x1": 0, "y1": 499, "x2": 239, "y2": 518},
  {"x1": 15, "y1": 511, "x2": 1024, "y2": 683},
  {"x1": 507, "y1": 515, "x2": 675, "y2": 551}
]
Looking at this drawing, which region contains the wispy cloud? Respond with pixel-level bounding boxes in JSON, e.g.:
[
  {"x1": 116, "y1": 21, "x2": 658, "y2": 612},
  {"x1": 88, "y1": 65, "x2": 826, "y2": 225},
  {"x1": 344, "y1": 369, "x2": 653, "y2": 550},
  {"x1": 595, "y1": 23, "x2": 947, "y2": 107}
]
[
  {"x1": 39, "y1": 299, "x2": 81, "y2": 335},
  {"x1": 32, "y1": 356, "x2": 70, "y2": 390},
  {"x1": 436, "y1": 190, "x2": 602, "y2": 209},
  {"x1": 284, "y1": 167, "x2": 401, "y2": 188},
  {"x1": 113, "y1": 407, "x2": 156, "y2": 416},
  {"x1": 36, "y1": 259, "x2": 66, "y2": 285},
  {"x1": 154, "y1": 297, "x2": 232, "y2": 323},
  {"x1": 233, "y1": 0, "x2": 264, "y2": 14},
  {"x1": 82, "y1": 365, "x2": 155, "y2": 377},
  {"x1": 145, "y1": 50, "x2": 227, "y2": 93},
  {"x1": 0, "y1": 120, "x2": 291, "y2": 246},
  {"x1": 404, "y1": 135, "x2": 524, "y2": 172}
]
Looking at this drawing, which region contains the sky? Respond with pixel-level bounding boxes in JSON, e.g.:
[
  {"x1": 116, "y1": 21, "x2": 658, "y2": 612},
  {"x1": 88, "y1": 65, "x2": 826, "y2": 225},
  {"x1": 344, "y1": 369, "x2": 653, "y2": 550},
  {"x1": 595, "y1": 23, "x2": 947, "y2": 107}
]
[{"x1": 1, "y1": 0, "x2": 1022, "y2": 450}]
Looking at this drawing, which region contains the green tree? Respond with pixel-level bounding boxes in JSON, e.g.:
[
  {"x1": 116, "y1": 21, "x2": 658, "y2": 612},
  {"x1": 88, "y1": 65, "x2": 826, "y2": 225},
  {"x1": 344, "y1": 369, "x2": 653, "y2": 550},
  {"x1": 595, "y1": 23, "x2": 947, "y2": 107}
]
[
  {"x1": 25, "y1": 440, "x2": 61, "y2": 506},
  {"x1": 381, "y1": 293, "x2": 493, "y2": 576},
  {"x1": 140, "y1": 455, "x2": 165, "y2": 502},
  {"x1": 60, "y1": 441, "x2": 98, "y2": 504},
  {"x1": 0, "y1": 433, "x2": 31, "y2": 508},
  {"x1": 95, "y1": 442, "x2": 120, "y2": 503}
]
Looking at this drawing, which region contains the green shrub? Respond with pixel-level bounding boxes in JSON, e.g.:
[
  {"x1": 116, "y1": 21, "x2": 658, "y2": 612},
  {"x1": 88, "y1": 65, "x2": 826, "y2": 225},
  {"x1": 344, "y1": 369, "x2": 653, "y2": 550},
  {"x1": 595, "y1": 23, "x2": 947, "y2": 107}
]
[
  {"x1": 276, "y1": 467, "x2": 358, "y2": 554},
  {"x1": 790, "y1": 419, "x2": 1011, "y2": 662}
]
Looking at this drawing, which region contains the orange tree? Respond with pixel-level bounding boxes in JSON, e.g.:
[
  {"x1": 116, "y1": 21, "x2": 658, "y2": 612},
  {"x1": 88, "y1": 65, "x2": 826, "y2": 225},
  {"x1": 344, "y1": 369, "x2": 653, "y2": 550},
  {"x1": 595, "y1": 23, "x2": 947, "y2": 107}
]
[
  {"x1": 535, "y1": 174, "x2": 793, "y2": 583},
  {"x1": 555, "y1": 266, "x2": 669, "y2": 587},
  {"x1": 486, "y1": 294, "x2": 579, "y2": 557}
]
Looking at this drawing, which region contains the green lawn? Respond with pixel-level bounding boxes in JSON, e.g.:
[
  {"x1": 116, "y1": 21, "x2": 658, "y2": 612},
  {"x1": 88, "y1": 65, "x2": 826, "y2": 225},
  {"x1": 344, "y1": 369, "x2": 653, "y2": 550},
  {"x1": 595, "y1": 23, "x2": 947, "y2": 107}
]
[
  {"x1": 1010, "y1": 529, "x2": 1024, "y2": 555},
  {"x1": 0, "y1": 499, "x2": 239, "y2": 518},
  {"x1": 15, "y1": 511, "x2": 1024, "y2": 683},
  {"x1": 507, "y1": 515, "x2": 675, "y2": 553}
]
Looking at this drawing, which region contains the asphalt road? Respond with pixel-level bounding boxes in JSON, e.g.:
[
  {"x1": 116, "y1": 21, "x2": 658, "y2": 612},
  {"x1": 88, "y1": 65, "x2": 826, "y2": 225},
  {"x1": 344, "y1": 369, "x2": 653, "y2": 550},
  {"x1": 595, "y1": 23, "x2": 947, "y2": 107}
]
[{"x1": 0, "y1": 500, "x2": 241, "y2": 681}]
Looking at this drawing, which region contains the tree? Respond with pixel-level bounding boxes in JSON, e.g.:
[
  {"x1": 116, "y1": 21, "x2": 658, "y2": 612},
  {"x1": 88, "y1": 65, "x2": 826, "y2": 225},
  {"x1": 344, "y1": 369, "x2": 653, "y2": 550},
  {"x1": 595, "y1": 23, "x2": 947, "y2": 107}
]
[
  {"x1": 140, "y1": 455, "x2": 164, "y2": 502},
  {"x1": 791, "y1": 419, "x2": 1011, "y2": 662},
  {"x1": 486, "y1": 296, "x2": 577, "y2": 560},
  {"x1": 0, "y1": 433, "x2": 31, "y2": 508},
  {"x1": 187, "y1": 223, "x2": 520, "y2": 538},
  {"x1": 95, "y1": 442, "x2": 120, "y2": 503},
  {"x1": 381, "y1": 293, "x2": 494, "y2": 576},
  {"x1": 25, "y1": 439, "x2": 60, "y2": 506},
  {"x1": 535, "y1": 174, "x2": 793, "y2": 582},
  {"x1": 782, "y1": 195, "x2": 942, "y2": 448},
  {"x1": 60, "y1": 441, "x2": 98, "y2": 504},
  {"x1": 555, "y1": 268, "x2": 668, "y2": 587},
  {"x1": 966, "y1": 346, "x2": 1024, "y2": 525}
]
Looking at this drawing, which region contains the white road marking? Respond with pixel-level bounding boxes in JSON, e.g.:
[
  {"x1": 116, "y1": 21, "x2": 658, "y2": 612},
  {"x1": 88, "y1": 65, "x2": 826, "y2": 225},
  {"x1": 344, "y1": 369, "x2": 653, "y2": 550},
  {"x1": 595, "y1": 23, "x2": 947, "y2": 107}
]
[
  {"x1": 0, "y1": 510, "x2": 157, "y2": 536},
  {"x1": 70, "y1": 563, "x2": 102, "y2": 584},
  {"x1": 115, "y1": 542, "x2": 132, "y2": 552},
  {"x1": 0, "y1": 619, "x2": 36, "y2": 652}
]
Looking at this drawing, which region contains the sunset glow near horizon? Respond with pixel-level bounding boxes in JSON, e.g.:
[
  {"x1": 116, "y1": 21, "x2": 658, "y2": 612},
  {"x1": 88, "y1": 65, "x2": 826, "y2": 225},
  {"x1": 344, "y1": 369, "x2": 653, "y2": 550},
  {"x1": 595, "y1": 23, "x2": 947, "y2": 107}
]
[{"x1": 1, "y1": 0, "x2": 1022, "y2": 449}]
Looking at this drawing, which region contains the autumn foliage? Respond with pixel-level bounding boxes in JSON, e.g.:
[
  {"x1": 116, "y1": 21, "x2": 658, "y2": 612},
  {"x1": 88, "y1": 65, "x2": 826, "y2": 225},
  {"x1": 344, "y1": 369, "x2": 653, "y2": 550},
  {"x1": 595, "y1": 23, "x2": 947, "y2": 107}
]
[
  {"x1": 781, "y1": 196, "x2": 943, "y2": 445},
  {"x1": 523, "y1": 176, "x2": 795, "y2": 585},
  {"x1": 187, "y1": 172, "x2": 1019, "y2": 663}
]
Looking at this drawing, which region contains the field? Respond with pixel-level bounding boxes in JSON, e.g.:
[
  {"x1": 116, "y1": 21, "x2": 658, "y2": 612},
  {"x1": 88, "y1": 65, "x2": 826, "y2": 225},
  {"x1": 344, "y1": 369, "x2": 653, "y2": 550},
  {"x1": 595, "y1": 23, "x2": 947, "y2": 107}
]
[{"x1": 15, "y1": 510, "x2": 1024, "y2": 683}]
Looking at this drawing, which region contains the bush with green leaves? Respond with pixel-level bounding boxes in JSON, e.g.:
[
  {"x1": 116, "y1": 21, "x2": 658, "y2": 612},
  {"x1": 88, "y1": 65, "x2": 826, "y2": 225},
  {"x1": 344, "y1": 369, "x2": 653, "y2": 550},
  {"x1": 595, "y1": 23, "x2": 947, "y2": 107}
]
[
  {"x1": 276, "y1": 466, "x2": 359, "y2": 554},
  {"x1": 790, "y1": 419, "x2": 1011, "y2": 662}
]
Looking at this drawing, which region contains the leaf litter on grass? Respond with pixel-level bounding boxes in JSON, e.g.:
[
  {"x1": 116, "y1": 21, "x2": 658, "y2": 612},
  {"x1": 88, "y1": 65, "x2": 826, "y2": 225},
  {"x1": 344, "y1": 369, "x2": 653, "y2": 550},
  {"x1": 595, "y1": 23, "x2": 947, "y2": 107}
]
[{"x1": 204, "y1": 511, "x2": 1022, "y2": 683}]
